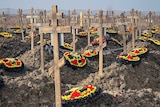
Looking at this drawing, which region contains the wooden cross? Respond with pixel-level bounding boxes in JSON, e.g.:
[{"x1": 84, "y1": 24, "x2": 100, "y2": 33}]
[
  {"x1": 148, "y1": 11, "x2": 152, "y2": 31},
  {"x1": 98, "y1": 10, "x2": 104, "y2": 76},
  {"x1": 137, "y1": 11, "x2": 142, "y2": 38},
  {"x1": 120, "y1": 12, "x2": 127, "y2": 54},
  {"x1": 71, "y1": 9, "x2": 77, "y2": 52},
  {"x1": 153, "y1": 12, "x2": 156, "y2": 25},
  {"x1": 130, "y1": 9, "x2": 136, "y2": 50},
  {"x1": 66, "y1": 10, "x2": 70, "y2": 26},
  {"x1": 39, "y1": 11, "x2": 44, "y2": 24},
  {"x1": 111, "y1": 11, "x2": 116, "y2": 30},
  {"x1": 83, "y1": 9, "x2": 93, "y2": 48},
  {"x1": 18, "y1": 9, "x2": 25, "y2": 41},
  {"x1": 2, "y1": 12, "x2": 7, "y2": 31},
  {"x1": 80, "y1": 11, "x2": 83, "y2": 27},
  {"x1": 39, "y1": 5, "x2": 71, "y2": 107},
  {"x1": 71, "y1": 9, "x2": 78, "y2": 26},
  {"x1": 43, "y1": 10, "x2": 47, "y2": 23},
  {"x1": 31, "y1": 8, "x2": 35, "y2": 52},
  {"x1": 134, "y1": 10, "x2": 139, "y2": 40},
  {"x1": 87, "y1": 9, "x2": 91, "y2": 47}
]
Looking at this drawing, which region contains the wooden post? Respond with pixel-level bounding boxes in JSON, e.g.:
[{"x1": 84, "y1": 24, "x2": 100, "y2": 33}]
[
  {"x1": 87, "y1": 9, "x2": 91, "y2": 47},
  {"x1": 111, "y1": 11, "x2": 115, "y2": 30},
  {"x1": 98, "y1": 10, "x2": 103, "y2": 76},
  {"x1": 72, "y1": 10, "x2": 77, "y2": 52},
  {"x1": 153, "y1": 12, "x2": 156, "y2": 25},
  {"x1": 68, "y1": 10, "x2": 70, "y2": 26},
  {"x1": 44, "y1": 10, "x2": 47, "y2": 23},
  {"x1": 52, "y1": 6, "x2": 62, "y2": 107},
  {"x1": 31, "y1": 8, "x2": 34, "y2": 52},
  {"x1": 40, "y1": 32, "x2": 44, "y2": 72},
  {"x1": 148, "y1": 11, "x2": 152, "y2": 32},
  {"x1": 138, "y1": 12, "x2": 142, "y2": 38},
  {"x1": 80, "y1": 12, "x2": 83, "y2": 27},
  {"x1": 72, "y1": 29, "x2": 76, "y2": 52},
  {"x1": 130, "y1": 9, "x2": 135, "y2": 50},
  {"x1": 39, "y1": 11, "x2": 43, "y2": 24},
  {"x1": 134, "y1": 10, "x2": 138, "y2": 40},
  {"x1": 120, "y1": 12, "x2": 127, "y2": 54},
  {"x1": 2, "y1": 12, "x2": 7, "y2": 31},
  {"x1": 18, "y1": 9, "x2": 25, "y2": 41},
  {"x1": 40, "y1": 11, "x2": 44, "y2": 73}
]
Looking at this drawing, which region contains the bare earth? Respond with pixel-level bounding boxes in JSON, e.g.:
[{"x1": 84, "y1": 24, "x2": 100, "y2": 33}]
[{"x1": 0, "y1": 33, "x2": 160, "y2": 107}]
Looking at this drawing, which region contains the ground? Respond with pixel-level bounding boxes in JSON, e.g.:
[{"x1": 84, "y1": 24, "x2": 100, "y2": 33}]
[{"x1": 0, "y1": 33, "x2": 160, "y2": 107}]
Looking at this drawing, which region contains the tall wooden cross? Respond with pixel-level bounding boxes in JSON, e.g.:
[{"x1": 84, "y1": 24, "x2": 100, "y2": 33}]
[
  {"x1": 83, "y1": 9, "x2": 93, "y2": 48},
  {"x1": 18, "y1": 9, "x2": 25, "y2": 41},
  {"x1": 31, "y1": 8, "x2": 35, "y2": 52},
  {"x1": 148, "y1": 11, "x2": 152, "y2": 32},
  {"x1": 39, "y1": 5, "x2": 71, "y2": 107},
  {"x1": 137, "y1": 11, "x2": 142, "y2": 38},
  {"x1": 130, "y1": 9, "x2": 136, "y2": 50},
  {"x1": 120, "y1": 12, "x2": 127, "y2": 54},
  {"x1": 39, "y1": 11, "x2": 44, "y2": 24},
  {"x1": 111, "y1": 11, "x2": 116, "y2": 30},
  {"x1": 134, "y1": 10, "x2": 138, "y2": 40},
  {"x1": 98, "y1": 10, "x2": 104, "y2": 76},
  {"x1": 87, "y1": 9, "x2": 91, "y2": 47},
  {"x1": 2, "y1": 12, "x2": 7, "y2": 31},
  {"x1": 71, "y1": 9, "x2": 77, "y2": 52}
]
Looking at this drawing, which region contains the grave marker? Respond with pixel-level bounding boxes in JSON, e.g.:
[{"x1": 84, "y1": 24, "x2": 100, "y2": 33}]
[
  {"x1": 138, "y1": 12, "x2": 142, "y2": 38},
  {"x1": 111, "y1": 11, "x2": 116, "y2": 30},
  {"x1": 2, "y1": 12, "x2": 7, "y2": 31},
  {"x1": 39, "y1": 5, "x2": 72, "y2": 107},
  {"x1": 135, "y1": 10, "x2": 138, "y2": 40},
  {"x1": 31, "y1": 8, "x2": 35, "y2": 52},
  {"x1": 130, "y1": 9, "x2": 135, "y2": 49},
  {"x1": 120, "y1": 12, "x2": 127, "y2": 54},
  {"x1": 148, "y1": 11, "x2": 152, "y2": 32},
  {"x1": 71, "y1": 9, "x2": 77, "y2": 52},
  {"x1": 18, "y1": 9, "x2": 25, "y2": 41},
  {"x1": 98, "y1": 10, "x2": 104, "y2": 76}
]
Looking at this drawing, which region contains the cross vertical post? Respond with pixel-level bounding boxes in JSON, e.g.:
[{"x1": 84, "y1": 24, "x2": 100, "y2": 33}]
[
  {"x1": 52, "y1": 5, "x2": 62, "y2": 107},
  {"x1": 153, "y1": 12, "x2": 156, "y2": 25},
  {"x1": 130, "y1": 9, "x2": 135, "y2": 50},
  {"x1": 87, "y1": 9, "x2": 91, "y2": 47},
  {"x1": 40, "y1": 11, "x2": 44, "y2": 73},
  {"x1": 120, "y1": 12, "x2": 127, "y2": 54},
  {"x1": 98, "y1": 10, "x2": 103, "y2": 76},
  {"x1": 31, "y1": 8, "x2": 34, "y2": 52},
  {"x1": 39, "y1": 11, "x2": 43, "y2": 24},
  {"x1": 40, "y1": 32, "x2": 44, "y2": 72},
  {"x1": 138, "y1": 12, "x2": 142, "y2": 38},
  {"x1": 72, "y1": 9, "x2": 77, "y2": 52},
  {"x1": 111, "y1": 11, "x2": 115, "y2": 30},
  {"x1": 2, "y1": 12, "x2": 7, "y2": 31},
  {"x1": 44, "y1": 10, "x2": 47, "y2": 23},
  {"x1": 135, "y1": 10, "x2": 138, "y2": 40},
  {"x1": 148, "y1": 11, "x2": 152, "y2": 32},
  {"x1": 18, "y1": 9, "x2": 25, "y2": 41},
  {"x1": 80, "y1": 12, "x2": 83, "y2": 27}
]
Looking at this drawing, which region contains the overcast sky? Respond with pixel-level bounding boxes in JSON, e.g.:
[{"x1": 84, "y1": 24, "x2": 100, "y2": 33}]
[{"x1": 0, "y1": 0, "x2": 160, "y2": 11}]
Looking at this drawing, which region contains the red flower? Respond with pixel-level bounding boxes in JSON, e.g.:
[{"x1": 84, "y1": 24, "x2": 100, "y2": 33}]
[{"x1": 70, "y1": 90, "x2": 81, "y2": 99}]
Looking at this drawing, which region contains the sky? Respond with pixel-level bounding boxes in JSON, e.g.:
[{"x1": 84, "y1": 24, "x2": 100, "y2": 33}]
[{"x1": 0, "y1": 0, "x2": 160, "y2": 11}]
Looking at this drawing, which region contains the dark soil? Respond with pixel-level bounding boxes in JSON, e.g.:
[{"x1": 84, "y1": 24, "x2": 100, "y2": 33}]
[{"x1": 0, "y1": 33, "x2": 160, "y2": 107}]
